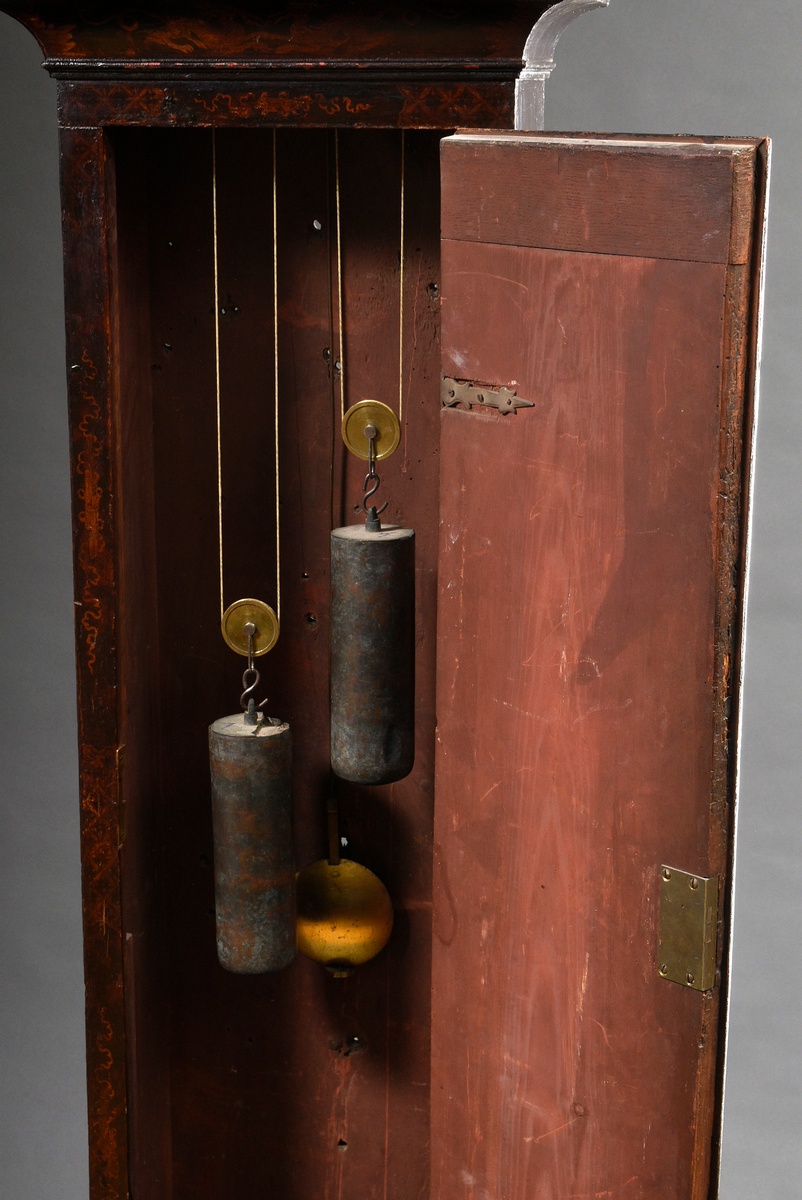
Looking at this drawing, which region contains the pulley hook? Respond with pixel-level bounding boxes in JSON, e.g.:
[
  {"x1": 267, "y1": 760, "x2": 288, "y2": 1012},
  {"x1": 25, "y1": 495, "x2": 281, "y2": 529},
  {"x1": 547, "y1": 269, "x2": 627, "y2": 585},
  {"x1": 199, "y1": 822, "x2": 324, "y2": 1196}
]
[
  {"x1": 240, "y1": 621, "x2": 268, "y2": 724},
  {"x1": 361, "y1": 422, "x2": 388, "y2": 530}
]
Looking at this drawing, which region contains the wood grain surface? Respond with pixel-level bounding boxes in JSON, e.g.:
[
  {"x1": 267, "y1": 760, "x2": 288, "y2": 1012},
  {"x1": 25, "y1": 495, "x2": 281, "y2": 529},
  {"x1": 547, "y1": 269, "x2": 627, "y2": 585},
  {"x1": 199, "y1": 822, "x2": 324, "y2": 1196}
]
[
  {"x1": 110, "y1": 128, "x2": 441, "y2": 1200},
  {"x1": 0, "y1": 2, "x2": 550, "y2": 70},
  {"x1": 59, "y1": 125, "x2": 131, "y2": 1200},
  {"x1": 441, "y1": 133, "x2": 758, "y2": 265}
]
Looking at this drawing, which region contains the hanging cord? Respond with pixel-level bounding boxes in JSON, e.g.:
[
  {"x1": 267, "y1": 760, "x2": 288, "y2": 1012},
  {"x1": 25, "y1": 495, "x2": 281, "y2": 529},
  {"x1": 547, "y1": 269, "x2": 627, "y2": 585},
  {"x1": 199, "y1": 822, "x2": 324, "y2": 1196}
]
[
  {"x1": 326, "y1": 134, "x2": 336, "y2": 537},
  {"x1": 273, "y1": 129, "x2": 281, "y2": 627},
  {"x1": 213, "y1": 130, "x2": 282, "y2": 628},
  {"x1": 398, "y1": 129, "x2": 405, "y2": 427},
  {"x1": 334, "y1": 130, "x2": 346, "y2": 424},
  {"x1": 212, "y1": 131, "x2": 225, "y2": 621},
  {"x1": 334, "y1": 130, "x2": 406, "y2": 425}
]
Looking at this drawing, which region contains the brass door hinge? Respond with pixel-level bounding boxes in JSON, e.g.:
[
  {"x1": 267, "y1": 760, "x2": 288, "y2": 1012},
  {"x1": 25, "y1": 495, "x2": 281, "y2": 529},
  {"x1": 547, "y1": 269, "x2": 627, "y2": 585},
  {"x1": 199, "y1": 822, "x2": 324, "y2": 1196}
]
[
  {"x1": 441, "y1": 376, "x2": 535, "y2": 414},
  {"x1": 658, "y1": 866, "x2": 719, "y2": 992}
]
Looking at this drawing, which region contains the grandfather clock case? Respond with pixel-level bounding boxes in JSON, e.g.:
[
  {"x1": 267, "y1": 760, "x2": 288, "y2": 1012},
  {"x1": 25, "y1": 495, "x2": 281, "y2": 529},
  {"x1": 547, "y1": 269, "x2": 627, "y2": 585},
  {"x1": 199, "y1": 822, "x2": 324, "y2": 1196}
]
[{"x1": 1, "y1": 4, "x2": 768, "y2": 1199}]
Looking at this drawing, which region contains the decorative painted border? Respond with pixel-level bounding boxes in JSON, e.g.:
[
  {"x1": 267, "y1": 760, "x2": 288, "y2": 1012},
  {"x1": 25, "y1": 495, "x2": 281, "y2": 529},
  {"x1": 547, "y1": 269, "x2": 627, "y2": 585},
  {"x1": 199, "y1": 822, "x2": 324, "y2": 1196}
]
[{"x1": 57, "y1": 79, "x2": 514, "y2": 129}]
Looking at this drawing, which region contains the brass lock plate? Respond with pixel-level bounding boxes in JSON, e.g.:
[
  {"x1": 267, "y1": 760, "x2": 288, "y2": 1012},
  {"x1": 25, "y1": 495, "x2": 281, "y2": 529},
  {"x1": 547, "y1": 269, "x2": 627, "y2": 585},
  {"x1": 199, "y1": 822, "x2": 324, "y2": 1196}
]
[{"x1": 658, "y1": 866, "x2": 718, "y2": 992}]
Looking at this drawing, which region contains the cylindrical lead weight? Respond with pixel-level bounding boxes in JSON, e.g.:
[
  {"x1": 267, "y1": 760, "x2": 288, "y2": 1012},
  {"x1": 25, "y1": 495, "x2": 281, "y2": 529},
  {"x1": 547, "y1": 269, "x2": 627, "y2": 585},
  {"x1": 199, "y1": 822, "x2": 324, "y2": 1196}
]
[
  {"x1": 209, "y1": 714, "x2": 296, "y2": 973},
  {"x1": 330, "y1": 524, "x2": 415, "y2": 784}
]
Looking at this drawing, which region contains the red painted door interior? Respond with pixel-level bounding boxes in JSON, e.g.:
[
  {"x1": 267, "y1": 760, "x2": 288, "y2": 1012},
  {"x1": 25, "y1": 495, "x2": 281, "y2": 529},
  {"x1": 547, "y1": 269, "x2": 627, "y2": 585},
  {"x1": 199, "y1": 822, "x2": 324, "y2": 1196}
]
[{"x1": 432, "y1": 132, "x2": 767, "y2": 1200}]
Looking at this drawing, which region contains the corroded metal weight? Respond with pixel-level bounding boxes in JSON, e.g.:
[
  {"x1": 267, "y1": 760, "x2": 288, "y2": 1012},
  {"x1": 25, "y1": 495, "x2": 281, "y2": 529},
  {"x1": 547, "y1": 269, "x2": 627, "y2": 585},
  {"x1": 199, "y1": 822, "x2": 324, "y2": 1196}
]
[
  {"x1": 209, "y1": 713, "x2": 296, "y2": 973},
  {"x1": 330, "y1": 524, "x2": 415, "y2": 784}
]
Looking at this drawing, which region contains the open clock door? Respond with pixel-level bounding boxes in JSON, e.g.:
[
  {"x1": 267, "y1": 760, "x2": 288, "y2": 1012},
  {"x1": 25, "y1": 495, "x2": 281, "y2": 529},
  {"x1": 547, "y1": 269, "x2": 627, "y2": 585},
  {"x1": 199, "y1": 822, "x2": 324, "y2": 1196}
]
[{"x1": 432, "y1": 132, "x2": 768, "y2": 1199}]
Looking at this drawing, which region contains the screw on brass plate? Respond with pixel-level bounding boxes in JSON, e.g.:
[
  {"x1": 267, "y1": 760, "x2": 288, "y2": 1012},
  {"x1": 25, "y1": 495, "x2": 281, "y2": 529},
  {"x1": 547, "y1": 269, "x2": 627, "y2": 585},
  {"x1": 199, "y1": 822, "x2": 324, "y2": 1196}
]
[
  {"x1": 659, "y1": 964, "x2": 669, "y2": 976},
  {"x1": 662, "y1": 868, "x2": 672, "y2": 881},
  {"x1": 686, "y1": 973, "x2": 695, "y2": 985},
  {"x1": 689, "y1": 877, "x2": 699, "y2": 890}
]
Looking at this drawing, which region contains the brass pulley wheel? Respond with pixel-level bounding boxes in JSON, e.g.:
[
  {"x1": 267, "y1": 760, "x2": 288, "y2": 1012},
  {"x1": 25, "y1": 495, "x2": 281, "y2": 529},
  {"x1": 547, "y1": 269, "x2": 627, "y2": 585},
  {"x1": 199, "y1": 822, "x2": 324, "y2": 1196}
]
[
  {"x1": 341, "y1": 399, "x2": 401, "y2": 461},
  {"x1": 221, "y1": 598, "x2": 279, "y2": 657}
]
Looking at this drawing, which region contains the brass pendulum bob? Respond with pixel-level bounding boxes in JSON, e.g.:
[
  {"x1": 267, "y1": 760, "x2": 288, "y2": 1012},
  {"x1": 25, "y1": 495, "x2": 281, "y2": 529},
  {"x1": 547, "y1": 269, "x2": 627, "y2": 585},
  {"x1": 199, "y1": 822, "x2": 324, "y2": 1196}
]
[
  {"x1": 209, "y1": 604, "x2": 296, "y2": 973},
  {"x1": 296, "y1": 793, "x2": 393, "y2": 977},
  {"x1": 330, "y1": 402, "x2": 415, "y2": 784}
]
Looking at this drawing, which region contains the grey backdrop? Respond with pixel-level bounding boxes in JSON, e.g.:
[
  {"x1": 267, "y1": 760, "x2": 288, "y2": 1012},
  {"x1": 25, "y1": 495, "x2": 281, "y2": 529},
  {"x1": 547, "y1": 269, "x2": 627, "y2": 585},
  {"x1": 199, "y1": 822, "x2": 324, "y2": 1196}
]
[{"x1": 1, "y1": 3, "x2": 798, "y2": 1197}]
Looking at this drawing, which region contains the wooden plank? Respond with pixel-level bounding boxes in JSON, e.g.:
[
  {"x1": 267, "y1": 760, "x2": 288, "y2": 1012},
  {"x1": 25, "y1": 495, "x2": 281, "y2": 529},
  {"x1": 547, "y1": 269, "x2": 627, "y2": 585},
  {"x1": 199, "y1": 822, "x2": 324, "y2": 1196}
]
[
  {"x1": 59, "y1": 124, "x2": 130, "y2": 1200},
  {"x1": 433, "y1": 134, "x2": 763, "y2": 1200},
  {"x1": 441, "y1": 133, "x2": 758, "y2": 264},
  {"x1": 112, "y1": 129, "x2": 173, "y2": 1200},
  {"x1": 709, "y1": 136, "x2": 772, "y2": 1178}
]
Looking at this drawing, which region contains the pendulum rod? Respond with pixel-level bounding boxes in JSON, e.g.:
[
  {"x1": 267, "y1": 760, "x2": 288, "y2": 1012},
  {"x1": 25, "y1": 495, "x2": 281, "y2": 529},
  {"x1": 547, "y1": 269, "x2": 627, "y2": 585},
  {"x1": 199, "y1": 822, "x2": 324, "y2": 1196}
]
[
  {"x1": 211, "y1": 129, "x2": 283, "y2": 629},
  {"x1": 326, "y1": 788, "x2": 341, "y2": 867}
]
